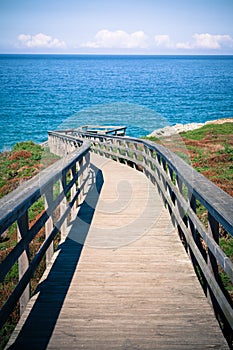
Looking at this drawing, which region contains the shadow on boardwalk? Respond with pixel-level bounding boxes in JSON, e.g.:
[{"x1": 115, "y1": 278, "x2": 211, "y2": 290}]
[{"x1": 7, "y1": 164, "x2": 104, "y2": 350}]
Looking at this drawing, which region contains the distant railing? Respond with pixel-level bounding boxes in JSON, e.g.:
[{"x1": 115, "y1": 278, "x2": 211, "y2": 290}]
[
  {"x1": 50, "y1": 130, "x2": 233, "y2": 335},
  {"x1": 0, "y1": 139, "x2": 90, "y2": 330},
  {"x1": 76, "y1": 125, "x2": 127, "y2": 136}
]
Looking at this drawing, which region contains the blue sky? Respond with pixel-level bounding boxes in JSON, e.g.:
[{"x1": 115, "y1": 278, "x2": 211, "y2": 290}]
[{"x1": 0, "y1": 0, "x2": 233, "y2": 54}]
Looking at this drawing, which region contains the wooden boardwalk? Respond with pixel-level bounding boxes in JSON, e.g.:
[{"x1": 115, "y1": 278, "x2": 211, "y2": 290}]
[{"x1": 6, "y1": 154, "x2": 228, "y2": 349}]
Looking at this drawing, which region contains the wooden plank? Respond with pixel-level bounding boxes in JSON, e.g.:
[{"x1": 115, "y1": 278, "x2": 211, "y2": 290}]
[{"x1": 5, "y1": 154, "x2": 228, "y2": 350}]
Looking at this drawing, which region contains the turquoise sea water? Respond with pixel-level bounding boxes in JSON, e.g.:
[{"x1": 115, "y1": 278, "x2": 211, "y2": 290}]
[{"x1": 0, "y1": 54, "x2": 233, "y2": 151}]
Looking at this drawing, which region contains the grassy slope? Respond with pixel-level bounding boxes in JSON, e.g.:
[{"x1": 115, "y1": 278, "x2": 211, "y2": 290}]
[
  {"x1": 146, "y1": 122, "x2": 233, "y2": 196},
  {"x1": 0, "y1": 141, "x2": 59, "y2": 198},
  {"x1": 0, "y1": 141, "x2": 60, "y2": 349},
  {"x1": 180, "y1": 123, "x2": 233, "y2": 197}
]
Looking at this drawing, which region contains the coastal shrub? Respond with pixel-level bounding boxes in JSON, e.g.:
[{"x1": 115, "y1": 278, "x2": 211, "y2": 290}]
[{"x1": 0, "y1": 141, "x2": 59, "y2": 198}]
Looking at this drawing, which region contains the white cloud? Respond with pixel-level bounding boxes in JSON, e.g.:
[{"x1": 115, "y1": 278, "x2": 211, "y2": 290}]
[
  {"x1": 153, "y1": 33, "x2": 233, "y2": 51},
  {"x1": 17, "y1": 33, "x2": 66, "y2": 49},
  {"x1": 83, "y1": 29, "x2": 148, "y2": 49},
  {"x1": 176, "y1": 41, "x2": 192, "y2": 49},
  {"x1": 192, "y1": 33, "x2": 233, "y2": 49},
  {"x1": 18, "y1": 34, "x2": 31, "y2": 42},
  {"x1": 154, "y1": 35, "x2": 173, "y2": 48}
]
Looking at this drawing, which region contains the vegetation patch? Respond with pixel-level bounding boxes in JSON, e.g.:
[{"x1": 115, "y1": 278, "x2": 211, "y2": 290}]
[
  {"x1": 180, "y1": 122, "x2": 233, "y2": 141},
  {"x1": 180, "y1": 123, "x2": 233, "y2": 197},
  {"x1": 0, "y1": 141, "x2": 59, "y2": 199},
  {"x1": 147, "y1": 122, "x2": 233, "y2": 197},
  {"x1": 0, "y1": 141, "x2": 60, "y2": 348}
]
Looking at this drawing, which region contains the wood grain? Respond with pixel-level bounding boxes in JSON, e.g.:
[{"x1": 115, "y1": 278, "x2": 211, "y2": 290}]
[{"x1": 6, "y1": 154, "x2": 228, "y2": 349}]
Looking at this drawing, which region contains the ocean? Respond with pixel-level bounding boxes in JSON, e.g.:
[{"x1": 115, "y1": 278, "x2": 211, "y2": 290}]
[{"x1": 0, "y1": 54, "x2": 233, "y2": 151}]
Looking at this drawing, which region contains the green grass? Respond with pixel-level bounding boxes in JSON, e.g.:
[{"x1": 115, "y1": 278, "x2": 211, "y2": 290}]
[
  {"x1": 180, "y1": 122, "x2": 233, "y2": 140},
  {"x1": 220, "y1": 237, "x2": 233, "y2": 260},
  {"x1": 142, "y1": 136, "x2": 160, "y2": 142},
  {"x1": 0, "y1": 141, "x2": 59, "y2": 199}
]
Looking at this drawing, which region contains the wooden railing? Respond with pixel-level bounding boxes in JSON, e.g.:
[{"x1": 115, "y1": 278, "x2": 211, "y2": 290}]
[
  {"x1": 1, "y1": 128, "x2": 232, "y2": 340},
  {"x1": 0, "y1": 139, "x2": 90, "y2": 329},
  {"x1": 52, "y1": 130, "x2": 233, "y2": 334}
]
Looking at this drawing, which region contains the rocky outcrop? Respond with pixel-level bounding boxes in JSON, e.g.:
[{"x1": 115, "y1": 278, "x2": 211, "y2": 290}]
[{"x1": 148, "y1": 118, "x2": 233, "y2": 138}]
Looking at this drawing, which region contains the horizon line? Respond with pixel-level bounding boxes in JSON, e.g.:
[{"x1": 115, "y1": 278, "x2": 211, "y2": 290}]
[{"x1": 0, "y1": 52, "x2": 233, "y2": 56}]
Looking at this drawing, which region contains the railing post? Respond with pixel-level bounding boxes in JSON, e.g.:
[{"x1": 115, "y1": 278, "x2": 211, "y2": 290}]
[
  {"x1": 45, "y1": 187, "x2": 54, "y2": 266},
  {"x1": 155, "y1": 154, "x2": 163, "y2": 199},
  {"x1": 17, "y1": 211, "x2": 30, "y2": 315},
  {"x1": 207, "y1": 213, "x2": 220, "y2": 305},
  {"x1": 187, "y1": 192, "x2": 197, "y2": 261},
  {"x1": 188, "y1": 192, "x2": 196, "y2": 238},
  {"x1": 60, "y1": 172, "x2": 67, "y2": 239},
  {"x1": 167, "y1": 166, "x2": 176, "y2": 225},
  {"x1": 208, "y1": 213, "x2": 220, "y2": 278},
  {"x1": 176, "y1": 175, "x2": 187, "y2": 249},
  {"x1": 161, "y1": 157, "x2": 168, "y2": 204},
  {"x1": 70, "y1": 165, "x2": 77, "y2": 221},
  {"x1": 78, "y1": 158, "x2": 84, "y2": 204}
]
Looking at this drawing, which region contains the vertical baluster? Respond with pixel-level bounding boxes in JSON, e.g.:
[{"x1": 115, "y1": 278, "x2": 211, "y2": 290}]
[
  {"x1": 83, "y1": 152, "x2": 90, "y2": 196},
  {"x1": 142, "y1": 144, "x2": 148, "y2": 171},
  {"x1": 188, "y1": 193, "x2": 207, "y2": 295},
  {"x1": 207, "y1": 213, "x2": 220, "y2": 305},
  {"x1": 132, "y1": 142, "x2": 137, "y2": 165},
  {"x1": 17, "y1": 211, "x2": 30, "y2": 315},
  {"x1": 155, "y1": 154, "x2": 162, "y2": 197},
  {"x1": 168, "y1": 166, "x2": 175, "y2": 202},
  {"x1": 157, "y1": 155, "x2": 166, "y2": 203},
  {"x1": 45, "y1": 187, "x2": 54, "y2": 266},
  {"x1": 79, "y1": 158, "x2": 84, "y2": 204},
  {"x1": 161, "y1": 158, "x2": 168, "y2": 196},
  {"x1": 70, "y1": 165, "x2": 77, "y2": 221},
  {"x1": 176, "y1": 176, "x2": 187, "y2": 249},
  {"x1": 188, "y1": 191, "x2": 196, "y2": 258},
  {"x1": 167, "y1": 166, "x2": 176, "y2": 225},
  {"x1": 60, "y1": 171, "x2": 67, "y2": 239}
]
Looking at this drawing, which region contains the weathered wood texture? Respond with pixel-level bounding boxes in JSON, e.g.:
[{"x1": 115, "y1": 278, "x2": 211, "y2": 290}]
[
  {"x1": 6, "y1": 154, "x2": 228, "y2": 349},
  {"x1": 58, "y1": 129, "x2": 233, "y2": 329},
  {"x1": 0, "y1": 140, "x2": 90, "y2": 327}
]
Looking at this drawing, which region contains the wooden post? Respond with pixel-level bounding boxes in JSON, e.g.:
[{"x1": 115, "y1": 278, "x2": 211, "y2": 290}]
[
  {"x1": 187, "y1": 192, "x2": 197, "y2": 264},
  {"x1": 161, "y1": 158, "x2": 168, "y2": 203},
  {"x1": 70, "y1": 165, "x2": 77, "y2": 221},
  {"x1": 154, "y1": 154, "x2": 162, "y2": 198},
  {"x1": 176, "y1": 175, "x2": 187, "y2": 249},
  {"x1": 207, "y1": 213, "x2": 220, "y2": 304},
  {"x1": 17, "y1": 211, "x2": 30, "y2": 315},
  {"x1": 167, "y1": 166, "x2": 176, "y2": 225},
  {"x1": 45, "y1": 187, "x2": 54, "y2": 266},
  {"x1": 78, "y1": 159, "x2": 84, "y2": 204},
  {"x1": 60, "y1": 173, "x2": 67, "y2": 240},
  {"x1": 188, "y1": 192, "x2": 196, "y2": 239}
]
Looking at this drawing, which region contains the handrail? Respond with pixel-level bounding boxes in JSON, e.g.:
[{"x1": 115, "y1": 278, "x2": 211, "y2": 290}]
[
  {"x1": 0, "y1": 139, "x2": 90, "y2": 330},
  {"x1": 48, "y1": 130, "x2": 233, "y2": 334},
  {"x1": 74, "y1": 131, "x2": 233, "y2": 235}
]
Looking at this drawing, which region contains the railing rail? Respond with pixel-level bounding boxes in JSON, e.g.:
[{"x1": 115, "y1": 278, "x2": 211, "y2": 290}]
[
  {"x1": 1, "y1": 128, "x2": 232, "y2": 342},
  {"x1": 49, "y1": 130, "x2": 233, "y2": 334},
  {"x1": 0, "y1": 139, "x2": 90, "y2": 329}
]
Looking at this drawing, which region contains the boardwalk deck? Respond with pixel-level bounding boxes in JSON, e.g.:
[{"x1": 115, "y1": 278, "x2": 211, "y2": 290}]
[{"x1": 6, "y1": 154, "x2": 228, "y2": 349}]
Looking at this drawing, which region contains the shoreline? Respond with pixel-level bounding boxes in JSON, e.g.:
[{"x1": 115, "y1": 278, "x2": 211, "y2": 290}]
[{"x1": 148, "y1": 117, "x2": 233, "y2": 138}]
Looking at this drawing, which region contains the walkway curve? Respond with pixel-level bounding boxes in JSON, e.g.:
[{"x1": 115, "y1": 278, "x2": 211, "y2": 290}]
[{"x1": 6, "y1": 154, "x2": 228, "y2": 349}]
